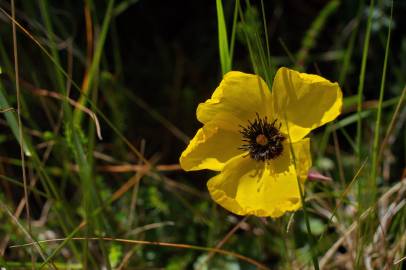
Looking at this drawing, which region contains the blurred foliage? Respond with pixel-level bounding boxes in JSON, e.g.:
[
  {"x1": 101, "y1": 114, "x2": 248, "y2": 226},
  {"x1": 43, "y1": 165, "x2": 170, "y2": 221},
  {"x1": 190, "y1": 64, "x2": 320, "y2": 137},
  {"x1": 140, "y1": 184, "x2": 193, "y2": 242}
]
[{"x1": 0, "y1": 0, "x2": 405, "y2": 269}]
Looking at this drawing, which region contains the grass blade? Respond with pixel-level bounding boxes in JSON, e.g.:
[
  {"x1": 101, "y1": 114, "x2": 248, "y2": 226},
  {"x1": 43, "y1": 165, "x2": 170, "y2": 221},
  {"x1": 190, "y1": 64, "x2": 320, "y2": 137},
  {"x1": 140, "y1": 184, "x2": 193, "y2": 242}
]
[
  {"x1": 73, "y1": 0, "x2": 116, "y2": 125},
  {"x1": 216, "y1": 0, "x2": 231, "y2": 75},
  {"x1": 356, "y1": 0, "x2": 374, "y2": 160},
  {"x1": 0, "y1": 82, "x2": 31, "y2": 156},
  {"x1": 370, "y1": 0, "x2": 393, "y2": 201},
  {"x1": 296, "y1": 0, "x2": 340, "y2": 69}
]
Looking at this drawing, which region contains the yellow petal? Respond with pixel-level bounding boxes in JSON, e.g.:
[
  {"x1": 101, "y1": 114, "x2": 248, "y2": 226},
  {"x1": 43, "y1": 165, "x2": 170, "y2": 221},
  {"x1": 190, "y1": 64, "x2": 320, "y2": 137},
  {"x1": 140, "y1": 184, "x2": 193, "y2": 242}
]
[
  {"x1": 272, "y1": 67, "x2": 343, "y2": 142},
  {"x1": 207, "y1": 139, "x2": 311, "y2": 217},
  {"x1": 180, "y1": 114, "x2": 243, "y2": 171},
  {"x1": 292, "y1": 138, "x2": 313, "y2": 180},
  {"x1": 197, "y1": 71, "x2": 273, "y2": 125}
]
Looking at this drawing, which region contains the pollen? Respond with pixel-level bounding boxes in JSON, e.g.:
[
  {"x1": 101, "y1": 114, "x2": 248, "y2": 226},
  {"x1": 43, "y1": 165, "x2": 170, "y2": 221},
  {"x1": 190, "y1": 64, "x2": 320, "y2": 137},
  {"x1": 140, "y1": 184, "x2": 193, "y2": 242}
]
[
  {"x1": 239, "y1": 113, "x2": 286, "y2": 161},
  {"x1": 256, "y1": 134, "x2": 268, "y2": 145}
]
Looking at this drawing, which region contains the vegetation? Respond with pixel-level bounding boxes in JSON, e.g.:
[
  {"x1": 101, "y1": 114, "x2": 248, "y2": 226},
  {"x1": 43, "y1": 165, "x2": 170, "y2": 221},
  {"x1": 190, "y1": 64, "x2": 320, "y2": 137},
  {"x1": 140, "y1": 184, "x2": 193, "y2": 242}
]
[{"x1": 0, "y1": 0, "x2": 404, "y2": 269}]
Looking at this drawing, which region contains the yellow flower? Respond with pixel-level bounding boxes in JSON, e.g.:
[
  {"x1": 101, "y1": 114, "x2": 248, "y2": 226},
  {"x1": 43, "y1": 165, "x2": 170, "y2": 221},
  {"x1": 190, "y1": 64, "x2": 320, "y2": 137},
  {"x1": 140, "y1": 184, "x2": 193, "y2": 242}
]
[{"x1": 180, "y1": 67, "x2": 342, "y2": 217}]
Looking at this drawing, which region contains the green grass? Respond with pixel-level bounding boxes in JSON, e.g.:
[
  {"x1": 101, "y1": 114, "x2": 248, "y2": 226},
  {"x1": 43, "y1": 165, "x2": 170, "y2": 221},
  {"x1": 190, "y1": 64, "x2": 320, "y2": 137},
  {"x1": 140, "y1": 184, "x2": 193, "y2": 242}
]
[{"x1": 0, "y1": 0, "x2": 405, "y2": 269}]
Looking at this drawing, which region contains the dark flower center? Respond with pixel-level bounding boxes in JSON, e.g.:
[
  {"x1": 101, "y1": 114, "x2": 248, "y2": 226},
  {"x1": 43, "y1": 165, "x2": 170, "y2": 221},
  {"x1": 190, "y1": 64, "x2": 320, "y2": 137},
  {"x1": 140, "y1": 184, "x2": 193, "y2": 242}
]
[{"x1": 239, "y1": 113, "x2": 286, "y2": 161}]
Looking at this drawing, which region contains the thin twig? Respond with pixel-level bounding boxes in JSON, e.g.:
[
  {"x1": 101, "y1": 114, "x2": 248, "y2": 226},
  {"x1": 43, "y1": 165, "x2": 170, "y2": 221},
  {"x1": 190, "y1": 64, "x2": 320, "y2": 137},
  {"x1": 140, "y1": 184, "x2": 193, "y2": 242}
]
[
  {"x1": 0, "y1": 201, "x2": 56, "y2": 269},
  {"x1": 10, "y1": 0, "x2": 32, "y2": 267},
  {"x1": 98, "y1": 163, "x2": 181, "y2": 173},
  {"x1": 378, "y1": 85, "x2": 406, "y2": 162},
  {"x1": 22, "y1": 82, "x2": 103, "y2": 140},
  {"x1": 10, "y1": 237, "x2": 270, "y2": 270},
  {"x1": 198, "y1": 216, "x2": 249, "y2": 269}
]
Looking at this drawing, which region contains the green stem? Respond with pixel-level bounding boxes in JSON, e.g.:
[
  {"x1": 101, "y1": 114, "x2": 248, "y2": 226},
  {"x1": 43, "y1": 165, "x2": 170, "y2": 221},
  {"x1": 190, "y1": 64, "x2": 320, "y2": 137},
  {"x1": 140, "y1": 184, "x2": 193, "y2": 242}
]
[
  {"x1": 356, "y1": 0, "x2": 374, "y2": 161},
  {"x1": 370, "y1": 0, "x2": 393, "y2": 197},
  {"x1": 284, "y1": 115, "x2": 319, "y2": 270},
  {"x1": 73, "y1": 0, "x2": 116, "y2": 125}
]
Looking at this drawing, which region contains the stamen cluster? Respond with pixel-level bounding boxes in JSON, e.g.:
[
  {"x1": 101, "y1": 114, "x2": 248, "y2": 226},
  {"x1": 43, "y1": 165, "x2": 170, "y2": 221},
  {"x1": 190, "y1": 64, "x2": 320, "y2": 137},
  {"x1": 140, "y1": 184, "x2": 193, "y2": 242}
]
[{"x1": 239, "y1": 114, "x2": 286, "y2": 161}]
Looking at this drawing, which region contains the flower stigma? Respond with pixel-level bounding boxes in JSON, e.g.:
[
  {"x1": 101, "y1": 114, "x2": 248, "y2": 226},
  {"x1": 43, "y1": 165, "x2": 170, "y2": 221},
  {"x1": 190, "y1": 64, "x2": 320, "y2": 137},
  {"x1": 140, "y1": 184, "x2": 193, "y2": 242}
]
[{"x1": 239, "y1": 113, "x2": 286, "y2": 162}]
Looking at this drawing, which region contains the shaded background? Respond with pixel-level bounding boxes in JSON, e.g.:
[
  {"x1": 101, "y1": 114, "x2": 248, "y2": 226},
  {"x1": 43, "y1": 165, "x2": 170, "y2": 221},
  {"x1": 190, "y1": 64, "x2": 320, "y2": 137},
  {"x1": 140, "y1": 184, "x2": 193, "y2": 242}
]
[{"x1": 0, "y1": 0, "x2": 405, "y2": 268}]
